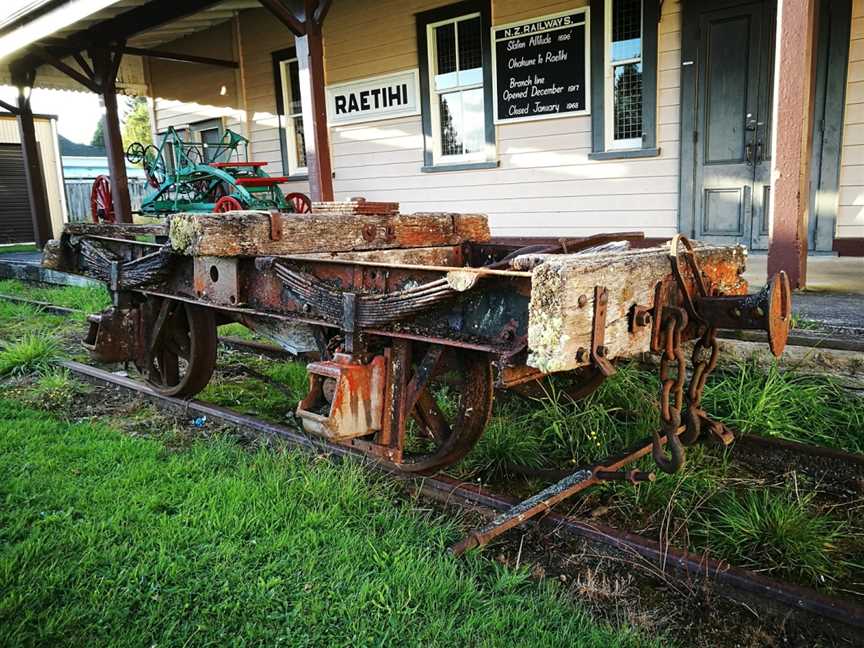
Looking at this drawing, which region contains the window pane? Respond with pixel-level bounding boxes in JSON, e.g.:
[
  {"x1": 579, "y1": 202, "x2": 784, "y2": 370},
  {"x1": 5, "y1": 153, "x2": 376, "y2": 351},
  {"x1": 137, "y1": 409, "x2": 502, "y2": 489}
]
[
  {"x1": 457, "y1": 16, "x2": 482, "y2": 85},
  {"x1": 438, "y1": 89, "x2": 485, "y2": 157},
  {"x1": 435, "y1": 23, "x2": 458, "y2": 90},
  {"x1": 611, "y1": 0, "x2": 642, "y2": 61},
  {"x1": 288, "y1": 60, "x2": 302, "y2": 115},
  {"x1": 439, "y1": 91, "x2": 464, "y2": 156},
  {"x1": 293, "y1": 115, "x2": 307, "y2": 168},
  {"x1": 613, "y1": 62, "x2": 642, "y2": 141},
  {"x1": 461, "y1": 88, "x2": 485, "y2": 154}
]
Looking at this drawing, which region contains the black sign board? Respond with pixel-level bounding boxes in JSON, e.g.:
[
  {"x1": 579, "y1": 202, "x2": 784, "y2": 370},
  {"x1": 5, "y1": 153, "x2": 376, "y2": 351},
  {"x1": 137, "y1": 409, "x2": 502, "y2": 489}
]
[{"x1": 492, "y1": 9, "x2": 589, "y2": 123}]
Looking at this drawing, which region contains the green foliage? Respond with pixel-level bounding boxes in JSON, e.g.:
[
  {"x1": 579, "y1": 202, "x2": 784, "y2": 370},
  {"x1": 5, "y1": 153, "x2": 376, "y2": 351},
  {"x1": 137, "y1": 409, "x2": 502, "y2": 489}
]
[
  {"x1": 0, "y1": 279, "x2": 111, "y2": 317},
  {"x1": 0, "y1": 399, "x2": 660, "y2": 648},
  {"x1": 703, "y1": 360, "x2": 864, "y2": 453},
  {"x1": 122, "y1": 96, "x2": 153, "y2": 155},
  {"x1": 0, "y1": 334, "x2": 59, "y2": 376},
  {"x1": 90, "y1": 119, "x2": 104, "y2": 147},
  {"x1": 698, "y1": 488, "x2": 846, "y2": 585}
]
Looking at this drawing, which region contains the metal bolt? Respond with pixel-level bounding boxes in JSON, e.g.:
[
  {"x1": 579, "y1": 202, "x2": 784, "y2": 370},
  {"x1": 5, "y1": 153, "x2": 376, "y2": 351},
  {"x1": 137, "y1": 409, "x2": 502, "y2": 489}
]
[
  {"x1": 575, "y1": 347, "x2": 587, "y2": 361},
  {"x1": 596, "y1": 345, "x2": 608, "y2": 358},
  {"x1": 634, "y1": 311, "x2": 652, "y2": 327},
  {"x1": 577, "y1": 294, "x2": 588, "y2": 308},
  {"x1": 732, "y1": 308, "x2": 742, "y2": 318},
  {"x1": 754, "y1": 306, "x2": 765, "y2": 318}
]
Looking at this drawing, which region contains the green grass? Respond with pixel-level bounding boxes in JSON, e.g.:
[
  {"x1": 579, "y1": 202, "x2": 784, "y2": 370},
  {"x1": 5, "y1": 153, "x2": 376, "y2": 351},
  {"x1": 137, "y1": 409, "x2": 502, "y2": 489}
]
[
  {"x1": 197, "y1": 357, "x2": 310, "y2": 422},
  {"x1": 0, "y1": 334, "x2": 59, "y2": 376},
  {"x1": 697, "y1": 487, "x2": 847, "y2": 585},
  {"x1": 0, "y1": 398, "x2": 660, "y2": 648},
  {"x1": 0, "y1": 243, "x2": 38, "y2": 254},
  {"x1": 0, "y1": 279, "x2": 110, "y2": 316},
  {"x1": 703, "y1": 360, "x2": 864, "y2": 453}
]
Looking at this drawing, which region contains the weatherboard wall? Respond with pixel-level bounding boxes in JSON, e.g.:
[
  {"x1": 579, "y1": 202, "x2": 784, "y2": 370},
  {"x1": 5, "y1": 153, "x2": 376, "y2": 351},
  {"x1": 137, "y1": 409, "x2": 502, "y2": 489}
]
[{"x1": 150, "y1": 2, "x2": 680, "y2": 236}]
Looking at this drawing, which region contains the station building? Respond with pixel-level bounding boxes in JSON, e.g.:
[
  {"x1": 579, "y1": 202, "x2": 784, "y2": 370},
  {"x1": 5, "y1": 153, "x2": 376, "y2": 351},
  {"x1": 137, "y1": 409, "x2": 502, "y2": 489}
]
[{"x1": 0, "y1": 0, "x2": 861, "y2": 288}]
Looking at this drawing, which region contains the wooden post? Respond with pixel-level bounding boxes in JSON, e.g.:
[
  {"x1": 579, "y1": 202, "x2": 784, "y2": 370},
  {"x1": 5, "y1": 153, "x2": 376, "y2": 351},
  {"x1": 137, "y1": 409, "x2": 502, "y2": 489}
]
[
  {"x1": 259, "y1": 0, "x2": 334, "y2": 202},
  {"x1": 767, "y1": 0, "x2": 818, "y2": 289},
  {"x1": 296, "y1": 18, "x2": 333, "y2": 202},
  {"x1": 12, "y1": 70, "x2": 53, "y2": 247},
  {"x1": 92, "y1": 47, "x2": 133, "y2": 224}
]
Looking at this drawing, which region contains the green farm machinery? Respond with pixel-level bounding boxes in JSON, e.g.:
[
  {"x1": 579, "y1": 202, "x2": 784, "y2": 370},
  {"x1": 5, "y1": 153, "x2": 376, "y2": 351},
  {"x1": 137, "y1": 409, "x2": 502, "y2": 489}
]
[{"x1": 89, "y1": 127, "x2": 310, "y2": 223}]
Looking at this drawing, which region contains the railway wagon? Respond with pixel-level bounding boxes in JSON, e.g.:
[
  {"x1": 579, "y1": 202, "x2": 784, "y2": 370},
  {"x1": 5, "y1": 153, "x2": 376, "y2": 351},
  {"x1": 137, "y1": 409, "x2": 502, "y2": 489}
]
[{"x1": 42, "y1": 201, "x2": 790, "y2": 547}]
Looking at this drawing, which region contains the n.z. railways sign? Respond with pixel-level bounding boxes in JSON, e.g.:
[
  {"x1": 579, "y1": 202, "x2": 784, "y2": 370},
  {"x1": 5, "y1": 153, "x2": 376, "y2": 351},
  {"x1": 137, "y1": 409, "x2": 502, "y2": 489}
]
[{"x1": 492, "y1": 8, "x2": 590, "y2": 124}]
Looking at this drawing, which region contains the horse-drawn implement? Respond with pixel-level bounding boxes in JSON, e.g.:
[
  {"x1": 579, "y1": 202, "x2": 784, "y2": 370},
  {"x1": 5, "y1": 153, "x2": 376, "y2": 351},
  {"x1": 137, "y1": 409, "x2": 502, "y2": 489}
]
[
  {"x1": 90, "y1": 127, "x2": 311, "y2": 223},
  {"x1": 43, "y1": 202, "x2": 791, "y2": 549}
]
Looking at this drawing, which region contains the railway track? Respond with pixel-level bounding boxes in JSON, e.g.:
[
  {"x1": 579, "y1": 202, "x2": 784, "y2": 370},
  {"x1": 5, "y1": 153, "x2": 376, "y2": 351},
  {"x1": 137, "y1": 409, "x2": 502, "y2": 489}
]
[
  {"x1": 54, "y1": 358, "x2": 864, "y2": 635},
  {"x1": 4, "y1": 289, "x2": 864, "y2": 634}
]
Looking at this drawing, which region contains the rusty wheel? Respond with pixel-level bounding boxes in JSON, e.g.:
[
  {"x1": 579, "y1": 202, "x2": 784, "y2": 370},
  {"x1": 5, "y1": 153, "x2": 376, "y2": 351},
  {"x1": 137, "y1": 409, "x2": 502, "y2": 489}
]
[
  {"x1": 90, "y1": 175, "x2": 114, "y2": 223},
  {"x1": 213, "y1": 196, "x2": 244, "y2": 213},
  {"x1": 285, "y1": 192, "x2": 311, "y2": 213},
  {"x1": 399, "y1": 345, "x2": 493, "y2": 473},
  {"x1": 509, "y1": 366, "x2": 606, "y2": 402},
  {"x1": 137, "y1": 297, "x2": 217, "y2": 397}
]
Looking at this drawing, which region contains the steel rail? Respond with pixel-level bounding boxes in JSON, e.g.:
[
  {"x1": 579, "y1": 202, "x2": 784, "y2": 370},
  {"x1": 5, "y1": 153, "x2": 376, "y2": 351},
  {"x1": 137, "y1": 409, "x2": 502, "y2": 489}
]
[{"x1": 58, "y1": 359, "x2": 864, "y2": 632}]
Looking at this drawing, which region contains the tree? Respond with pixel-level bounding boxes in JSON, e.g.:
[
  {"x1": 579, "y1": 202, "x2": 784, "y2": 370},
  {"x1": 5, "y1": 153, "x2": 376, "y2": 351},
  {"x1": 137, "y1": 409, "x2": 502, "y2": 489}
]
[
  {"x1": 90, "y1": 119, "x2": 104, "y2": 148},
  {"x1": 122, "y1": 96, "x2": 153, "y2": 151}
]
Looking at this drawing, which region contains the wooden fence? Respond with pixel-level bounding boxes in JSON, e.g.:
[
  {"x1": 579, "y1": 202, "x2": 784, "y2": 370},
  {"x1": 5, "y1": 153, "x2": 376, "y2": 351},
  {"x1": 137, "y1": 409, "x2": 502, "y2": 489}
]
[{"x1": 64, "y1": 179, "x2": 150, "y2": 222}]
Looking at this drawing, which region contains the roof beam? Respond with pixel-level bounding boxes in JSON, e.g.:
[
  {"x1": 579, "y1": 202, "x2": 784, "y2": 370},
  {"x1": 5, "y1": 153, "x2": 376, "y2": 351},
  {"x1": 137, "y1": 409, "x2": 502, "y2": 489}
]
[{"x1": 122, "y1": 45, "x2": 238, "y2": 68}]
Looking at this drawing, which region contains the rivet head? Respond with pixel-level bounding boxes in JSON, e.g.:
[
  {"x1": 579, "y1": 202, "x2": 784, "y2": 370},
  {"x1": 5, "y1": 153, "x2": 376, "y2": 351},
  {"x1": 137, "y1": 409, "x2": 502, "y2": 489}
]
[
  {"x1": 575, "y1": 347, "x2": 587, "y2": 361},
  {"x1": 578, "y1": 294, "x2": 588, "y2": 308}
]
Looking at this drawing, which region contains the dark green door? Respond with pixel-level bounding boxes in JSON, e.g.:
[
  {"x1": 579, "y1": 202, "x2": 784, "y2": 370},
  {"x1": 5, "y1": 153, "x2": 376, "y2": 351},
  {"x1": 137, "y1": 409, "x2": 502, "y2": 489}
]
[{"x1": 692, "y1": 0, "x2": 775, "y2": 250}]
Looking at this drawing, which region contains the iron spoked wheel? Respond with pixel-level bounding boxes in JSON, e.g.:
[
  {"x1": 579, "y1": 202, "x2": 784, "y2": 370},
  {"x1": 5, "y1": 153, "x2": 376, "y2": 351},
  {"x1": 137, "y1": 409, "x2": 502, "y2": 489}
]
[
  {"x1": 213, "y1": 196, "x2": 244, "y2": 213},
  {"x1": 90, "y1": 175, "x2": 114, "y2": 223},
  {"x1": 136, "y1": 297, "x2": 217, "y2": 397},
  {"x1": 509, "y1": 366, "x2": 606, "y2": 402},
  {"x1": 399, "y1": 345, "x2": 494, "y2": 473},
  {"x1": 285, "y1": 192, "x2": 311, "y2": 213}
]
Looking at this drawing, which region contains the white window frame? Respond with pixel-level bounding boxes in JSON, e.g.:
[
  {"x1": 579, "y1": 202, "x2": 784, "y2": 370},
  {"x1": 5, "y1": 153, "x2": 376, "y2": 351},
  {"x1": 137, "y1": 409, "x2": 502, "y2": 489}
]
[
  {"x1": 279, "y1": 57, "x2": 308, "y2": 176},
  {"x1": 604, "y1": 0, "x2": 643, "y2": 150},
  {"x1": 426, "y1": 12, "x2": 487, "y2": 165}
]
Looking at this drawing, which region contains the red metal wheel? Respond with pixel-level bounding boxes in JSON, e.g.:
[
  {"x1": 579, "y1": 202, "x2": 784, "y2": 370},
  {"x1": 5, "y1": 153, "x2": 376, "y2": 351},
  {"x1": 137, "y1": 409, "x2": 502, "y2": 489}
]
[
  {"x1": 285, "y1": 192, "x2": 311, "y2": 213},
  {"x1": 90, "y1": 175, "x2": 114, "y2": 223},
  {"x1": 212, "y1": 196, "x2": 244, "y2": 213}
]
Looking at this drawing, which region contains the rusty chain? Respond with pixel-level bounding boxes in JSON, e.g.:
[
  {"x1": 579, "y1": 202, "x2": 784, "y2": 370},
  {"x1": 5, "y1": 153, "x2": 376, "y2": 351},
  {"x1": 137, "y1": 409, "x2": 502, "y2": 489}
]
[{"x1": 652, "y1": 307, "x2": 687, "y2": 474}]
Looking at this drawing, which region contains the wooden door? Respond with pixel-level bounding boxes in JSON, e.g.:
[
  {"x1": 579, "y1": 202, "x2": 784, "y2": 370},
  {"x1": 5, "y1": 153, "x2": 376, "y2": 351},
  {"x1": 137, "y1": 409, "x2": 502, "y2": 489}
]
[{"x1": 688, "y1": 0, "x2": 775, "y2": 250}]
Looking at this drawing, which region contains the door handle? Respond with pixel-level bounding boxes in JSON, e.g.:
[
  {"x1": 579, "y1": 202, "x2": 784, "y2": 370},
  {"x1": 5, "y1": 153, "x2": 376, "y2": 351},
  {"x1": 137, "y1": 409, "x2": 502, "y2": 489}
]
[{"x1": 745, "y1": 142, "x2": 753, "y2": 166}]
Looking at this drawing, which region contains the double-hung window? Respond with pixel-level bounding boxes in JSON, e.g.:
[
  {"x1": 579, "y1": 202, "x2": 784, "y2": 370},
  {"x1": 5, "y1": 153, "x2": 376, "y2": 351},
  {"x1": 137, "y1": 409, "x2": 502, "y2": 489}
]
[
  {"x1": 428, "y1": 14, "x2": 485, "y2": 162},
  {"x1": 273, "y1": 49, "x2": 308, "y2": 177},
  {"x1": 589, "y1": 0, "x2": 658, "y2": 159},
  {"x1": 417, "y1": 1, "x2": 495, "y2": 170},
  {"x1": 606, "y1": 0, "x2": 643, "y2": 149}
]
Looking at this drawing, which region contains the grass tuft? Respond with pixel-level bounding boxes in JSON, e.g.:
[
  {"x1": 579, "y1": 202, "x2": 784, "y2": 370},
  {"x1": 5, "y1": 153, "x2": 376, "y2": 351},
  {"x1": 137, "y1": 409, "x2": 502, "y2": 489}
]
[
  {"x1": 0, "y1": 334, "x2": 59, "y2": 376},
  {"x1": 703, "y1": 360, "x2": 864, "y2": 453},
  {"x1": 698, "y1": 487, "x2": 846, "y2": 585}
]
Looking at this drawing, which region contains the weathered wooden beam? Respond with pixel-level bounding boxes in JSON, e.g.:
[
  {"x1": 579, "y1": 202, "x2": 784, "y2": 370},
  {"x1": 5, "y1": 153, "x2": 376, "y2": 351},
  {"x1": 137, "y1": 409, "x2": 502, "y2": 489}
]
[
  {"x1": 168, "y1": 211, "x2": 490, "y2": 257},
  {"x1": 62, "y1": 222, "x2": 169, "y2": 237},
  {"x1": 526, "y1": 245, "x2": 748, "y2": 373}
]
